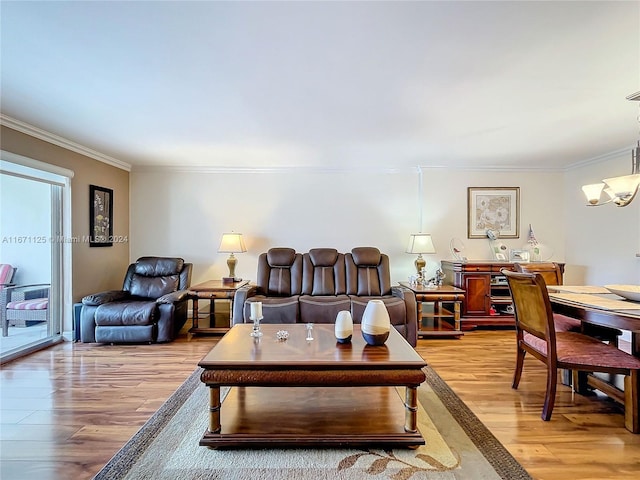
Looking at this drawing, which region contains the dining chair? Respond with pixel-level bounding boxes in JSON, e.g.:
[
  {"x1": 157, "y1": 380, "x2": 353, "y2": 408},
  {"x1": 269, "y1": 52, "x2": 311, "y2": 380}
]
[
  {"x1": 513, "y1": 262, "x2": 621, "y2": 346},
  {"x1": 502, "y1": 269, "x2": 640, "y2": 433}
]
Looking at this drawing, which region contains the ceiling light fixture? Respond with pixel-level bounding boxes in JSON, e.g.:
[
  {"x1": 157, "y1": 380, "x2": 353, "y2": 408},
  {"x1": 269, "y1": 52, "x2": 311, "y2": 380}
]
[{"x1": 581, "y1": 91, "x2": 640, "y2": 207}]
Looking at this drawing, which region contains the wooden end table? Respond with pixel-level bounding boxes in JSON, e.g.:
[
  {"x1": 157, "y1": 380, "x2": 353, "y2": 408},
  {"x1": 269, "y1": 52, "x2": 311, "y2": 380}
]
[
  {"x1": 198, "y1": 324, "x2": 427, "y2": 449},
  {"x1": 188, "y1": 279, "x2": 249, "y2": 336},
  {"x1": 399, "y1": 283, "x2": 465, "y2": 338}
]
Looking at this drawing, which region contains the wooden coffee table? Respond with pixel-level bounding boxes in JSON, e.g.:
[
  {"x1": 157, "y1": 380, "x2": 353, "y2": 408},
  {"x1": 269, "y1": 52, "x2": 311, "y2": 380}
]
[{"x1": 198, "y1": 323, "x2": 427, "y2": 449}]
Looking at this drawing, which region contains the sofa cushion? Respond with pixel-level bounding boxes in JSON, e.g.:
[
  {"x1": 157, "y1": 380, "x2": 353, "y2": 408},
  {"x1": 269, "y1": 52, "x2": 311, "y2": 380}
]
[
  {"x1": 130, "y1": 274, "x2": 179, "y2": 298},
  {"x1": 7, "y1": 298, "x2": 48, "y2": 310},
  {"x1": 258, "y1": 248, "x2": 303, "y2": 296},
  {"x1": 95, "y1": 301, "x2": 156, "y2": 326},
  {"x1": 351, "y1": 247, "x2": 381, "y2": 266},
  {"x1": 245, "y1": 296, "x2": 300, "y2": 324},
  {"x1": 134, "y1": 257, "x2": 184, "y2": 276},
  {"x1": 299, "y1": 295, "x2": 351, "y2": 324},
  {"x1": 303, "y1": 248, "x2": 346, "y2": 296},
  {"x1": 345, "y1": 247, "x2": 392, "y2": 296}
]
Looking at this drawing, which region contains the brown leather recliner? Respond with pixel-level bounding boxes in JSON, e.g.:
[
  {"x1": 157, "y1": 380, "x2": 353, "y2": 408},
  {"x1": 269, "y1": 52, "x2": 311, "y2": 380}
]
[{"x1": 80, "y1": 256, "x2": 192, "y2": 343}]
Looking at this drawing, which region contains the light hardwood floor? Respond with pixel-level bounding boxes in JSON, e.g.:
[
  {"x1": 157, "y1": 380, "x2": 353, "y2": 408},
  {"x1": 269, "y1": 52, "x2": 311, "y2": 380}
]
[{"x1": 1, "y1": 327, "x2": 639, "y2": 480}]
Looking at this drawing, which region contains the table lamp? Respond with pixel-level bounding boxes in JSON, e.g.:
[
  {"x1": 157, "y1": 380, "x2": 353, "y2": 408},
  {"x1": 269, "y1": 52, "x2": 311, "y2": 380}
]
[
  {"x1": 406, "y1": 233, "x2": 436, "y2": 277},
  {"x1": 218, "y1": 232, "x2": 247, "y2": 283}
]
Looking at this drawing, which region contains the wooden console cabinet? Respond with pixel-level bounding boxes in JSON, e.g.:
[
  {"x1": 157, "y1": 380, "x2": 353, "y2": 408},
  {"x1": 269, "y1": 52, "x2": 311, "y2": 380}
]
[{"x1": 440, "y1": 260, "x2": 564, "y2": 330}]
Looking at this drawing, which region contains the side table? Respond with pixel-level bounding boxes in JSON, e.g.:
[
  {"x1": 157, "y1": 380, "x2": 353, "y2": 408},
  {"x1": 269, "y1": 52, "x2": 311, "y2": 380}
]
[
  {"x1": 398, "y1": 283, "x2": 465, "y2": 338},
  {"x1": 188, "y1": 279, "x2": 249, "y2": 336}
]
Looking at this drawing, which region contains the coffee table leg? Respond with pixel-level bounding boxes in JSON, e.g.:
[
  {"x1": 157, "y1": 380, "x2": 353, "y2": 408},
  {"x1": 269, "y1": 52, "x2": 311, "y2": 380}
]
[
  {"x1": 404, "y1": 386, "x2": 419, "y2": 433},
  {"x1": 208, "y1": 386, "x2": 221, "y2": 434}
]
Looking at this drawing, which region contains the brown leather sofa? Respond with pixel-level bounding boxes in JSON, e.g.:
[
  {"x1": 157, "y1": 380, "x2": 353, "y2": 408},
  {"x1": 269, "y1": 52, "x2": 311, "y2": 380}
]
[
  {"x1": 80, "y1": 256, "x2": 192, "y2": 343},
  {"x1": 233, "y1": 247, "x2": 418, "y2": 346}
]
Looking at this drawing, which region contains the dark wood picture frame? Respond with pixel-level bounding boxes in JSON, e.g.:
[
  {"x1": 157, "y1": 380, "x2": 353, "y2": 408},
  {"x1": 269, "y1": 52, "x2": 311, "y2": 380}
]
[{"x1": 89, "y1": 185, "x2": 113, "y2": 247}]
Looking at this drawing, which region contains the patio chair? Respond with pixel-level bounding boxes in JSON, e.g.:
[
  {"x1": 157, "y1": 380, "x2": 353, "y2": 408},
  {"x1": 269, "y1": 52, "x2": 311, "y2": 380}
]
[
  {"x1": 1, "y1": 283, "x2": 50, "y2": 337},
  {"x1": 0, "y1": 264, "x2": 17, "y2": 289}
]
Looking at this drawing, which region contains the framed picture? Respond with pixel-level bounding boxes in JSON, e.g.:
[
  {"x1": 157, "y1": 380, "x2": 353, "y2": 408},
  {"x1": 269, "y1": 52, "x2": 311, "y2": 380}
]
[
  {"x1": 89, "y1": 185, "x2": 113, "y2": 247},
  {"x1": 509, "y1": 249, "x2": 530, "y2": 263},
  {"x1": 467, "y1": 187, "x2": 520, "y2": 239}
]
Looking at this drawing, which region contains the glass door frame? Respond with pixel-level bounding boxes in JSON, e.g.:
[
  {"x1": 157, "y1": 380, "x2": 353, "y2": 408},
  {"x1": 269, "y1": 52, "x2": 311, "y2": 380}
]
[{"x1": 0, "y1": 151, "x2": 73, "y2": 363}]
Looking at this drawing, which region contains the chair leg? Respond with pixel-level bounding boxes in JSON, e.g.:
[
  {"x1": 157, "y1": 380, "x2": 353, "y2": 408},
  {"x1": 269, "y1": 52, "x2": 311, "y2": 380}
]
[
  {"x1": 624, "y1": 370, "x2": 639, "y2": 433},
  {"x1": 542, "y1": 363, "x2": 558, "y2": 421},
  {"x1": 572, "y1": 371, "x2": 590, "y2": 394},
  {"x1": 512, "y1": 347, "x2": 526, "y2": 389}
]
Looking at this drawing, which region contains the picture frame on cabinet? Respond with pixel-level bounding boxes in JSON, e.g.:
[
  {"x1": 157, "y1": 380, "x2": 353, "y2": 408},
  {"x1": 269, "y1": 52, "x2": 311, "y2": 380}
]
[
  {"x1": 509, "y1": 249, "x2": 529, "y2": 262},
  {"x1": 467, "y1": 187, "x2": 520, "y2": 239}
]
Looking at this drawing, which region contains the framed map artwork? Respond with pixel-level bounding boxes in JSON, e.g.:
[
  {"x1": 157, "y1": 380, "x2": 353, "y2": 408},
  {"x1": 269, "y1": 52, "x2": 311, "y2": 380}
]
[{"x1": 467, "y1": 187, "x2": 520, "y2": 239}]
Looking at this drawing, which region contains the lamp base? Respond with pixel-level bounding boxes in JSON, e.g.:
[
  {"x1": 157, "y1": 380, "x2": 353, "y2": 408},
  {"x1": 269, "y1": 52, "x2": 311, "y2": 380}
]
[
  {"x1": 414, "y1": 254, "x2": 426, "y2": 276},
  {"x1": 222, "y1": 277, "x2": 243, "y2": 284}
]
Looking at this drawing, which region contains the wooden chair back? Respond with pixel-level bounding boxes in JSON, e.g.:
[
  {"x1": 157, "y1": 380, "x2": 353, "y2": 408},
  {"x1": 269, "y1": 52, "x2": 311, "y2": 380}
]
[
  {"x1": 513, "y1": 262, "x2": 563, "y2": 285},
  {"x1": 503, "y1": 269, "x2": 555, "y2": 341}
]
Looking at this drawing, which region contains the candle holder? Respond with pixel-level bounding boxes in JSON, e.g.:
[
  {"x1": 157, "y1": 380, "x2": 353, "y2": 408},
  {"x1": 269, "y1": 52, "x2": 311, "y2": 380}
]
[
  {"x1": 305, "y1": 323, "x2": 314, "y2": 341},
  {"x1": 250, "y1": 316, "x2": 263, "y2": 337}
]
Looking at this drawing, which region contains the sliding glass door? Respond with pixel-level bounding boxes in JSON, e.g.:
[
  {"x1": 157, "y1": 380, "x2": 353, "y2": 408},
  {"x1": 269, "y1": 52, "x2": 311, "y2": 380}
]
[{"x1": 0, "y1": 155, "x2": 71, "y2": 363}]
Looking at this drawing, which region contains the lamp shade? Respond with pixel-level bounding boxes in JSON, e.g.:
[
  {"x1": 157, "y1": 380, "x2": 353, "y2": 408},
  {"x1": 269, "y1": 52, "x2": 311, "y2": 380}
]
[
  {"x1": 603, "y1": 174, "x2": 640, "y2": 199},
  {"x1": 581, "y1": 183, "x2": 605, "y2": 205},
  {"x1": 218, "y1": 233, "x2": 247, "y2": 253},
  {"x1": 406, "y1": 233, "x2": 436, "y2": 254}
]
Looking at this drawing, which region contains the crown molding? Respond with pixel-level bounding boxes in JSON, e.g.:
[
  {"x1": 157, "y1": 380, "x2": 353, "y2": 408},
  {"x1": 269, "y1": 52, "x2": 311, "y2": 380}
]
[
  {"x1": 1, "y1": 113, "x2": 629, "y2": 174},
  {"x1": 130, "y1": 164, "x2": 412, "y2": 174},
  {"x1": 0, "y1": 114, "x2": 131, "y2": 172},
  {"x1": 565, "y1": 146, "x2": 632, "y2": 170}
]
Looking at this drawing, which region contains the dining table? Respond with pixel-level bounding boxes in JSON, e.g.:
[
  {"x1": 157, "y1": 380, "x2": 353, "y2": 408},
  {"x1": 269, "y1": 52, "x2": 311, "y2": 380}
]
[{"x1": 547, "y1": 285, "x2": 640, "y2": 356}]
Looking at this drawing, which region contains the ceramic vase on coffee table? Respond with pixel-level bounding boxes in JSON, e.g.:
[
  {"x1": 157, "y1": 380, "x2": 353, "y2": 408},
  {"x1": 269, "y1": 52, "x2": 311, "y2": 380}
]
[{"x1": 361, "y1": 299, "x2": 390, "y2": 346}]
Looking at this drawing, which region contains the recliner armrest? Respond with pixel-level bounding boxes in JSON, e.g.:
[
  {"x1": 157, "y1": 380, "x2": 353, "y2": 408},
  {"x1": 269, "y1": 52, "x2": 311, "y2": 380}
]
[
  {"x1": 232, "y1": 285, "x2": 258, "y2": 325},
  {"x1": 82, "y1": 290, "x2": 129, "y2": 306},
  {"x1": 391, "y1": 286, "x2": 404, "y2": 298},
  {"x1": 157, "y1": 289, "x2": 190, "y2": 304}
]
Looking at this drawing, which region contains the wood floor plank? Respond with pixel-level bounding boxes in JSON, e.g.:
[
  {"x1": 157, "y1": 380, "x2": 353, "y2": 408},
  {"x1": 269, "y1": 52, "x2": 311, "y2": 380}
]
[{"x1": 1, "y1": 327, "x2": 639, "y2": 479}]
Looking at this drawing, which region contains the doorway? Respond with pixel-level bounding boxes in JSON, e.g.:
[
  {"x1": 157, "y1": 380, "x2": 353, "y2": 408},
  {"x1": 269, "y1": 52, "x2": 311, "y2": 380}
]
[{"x1": 0, "y1": 154, "x2": 72, "y2": 363}]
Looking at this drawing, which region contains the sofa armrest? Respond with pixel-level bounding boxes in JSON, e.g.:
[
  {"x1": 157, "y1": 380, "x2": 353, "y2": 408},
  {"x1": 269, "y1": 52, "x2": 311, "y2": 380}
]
[
  {"x1": 392, "y1": 286, "x2": 418, "y2": 347},
  {"x1": 157, "y1": 289, "x2": 190, "y2": 304},
  {"x1": 82, "y1": 290, "x2": 129, "y2": 306},
  {"x1": 232, "y1": 285, "x2": 258, "y2": 325}
]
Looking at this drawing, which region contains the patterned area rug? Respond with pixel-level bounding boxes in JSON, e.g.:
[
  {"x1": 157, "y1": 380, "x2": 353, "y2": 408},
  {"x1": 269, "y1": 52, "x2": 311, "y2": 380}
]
[{"x1": 94, "y1": 367, "x2": 531, "y2": 480}]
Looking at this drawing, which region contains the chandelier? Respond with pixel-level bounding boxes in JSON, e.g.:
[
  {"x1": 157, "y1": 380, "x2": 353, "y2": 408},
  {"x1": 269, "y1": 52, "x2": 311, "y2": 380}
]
[{"x1": 581, "y1": 91, "x2": 640, "y2": 207}]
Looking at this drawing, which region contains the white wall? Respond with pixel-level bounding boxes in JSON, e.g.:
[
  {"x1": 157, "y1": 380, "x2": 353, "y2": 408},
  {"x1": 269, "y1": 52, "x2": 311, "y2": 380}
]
[
  {"x1": 564, "y1": 151, "x2": 640, "y2": 285},
  {"x1": 130, "y1": 167, "x2": 566, "y2": 286}
]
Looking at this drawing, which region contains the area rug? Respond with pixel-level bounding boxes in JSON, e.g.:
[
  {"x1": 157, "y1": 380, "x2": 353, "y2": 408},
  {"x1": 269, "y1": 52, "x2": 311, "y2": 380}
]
[{"x1": 94, "y1": 367, "x2": 531, "y2": 480}]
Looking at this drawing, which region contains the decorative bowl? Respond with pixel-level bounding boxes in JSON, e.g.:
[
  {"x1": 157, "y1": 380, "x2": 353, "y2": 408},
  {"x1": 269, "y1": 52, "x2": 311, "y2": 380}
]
[{"x1": 604, "y1": 285, "x2": 640, "y2": 302}]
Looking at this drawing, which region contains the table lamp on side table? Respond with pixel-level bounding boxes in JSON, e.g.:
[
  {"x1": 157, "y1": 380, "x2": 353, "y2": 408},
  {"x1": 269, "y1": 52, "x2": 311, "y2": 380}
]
[
  {"x1": 218, "y1": 232, "x2": 247, "y2": 283},
  {"x1": 406, "y1": 233, "x2": 436, "y2": 281}
]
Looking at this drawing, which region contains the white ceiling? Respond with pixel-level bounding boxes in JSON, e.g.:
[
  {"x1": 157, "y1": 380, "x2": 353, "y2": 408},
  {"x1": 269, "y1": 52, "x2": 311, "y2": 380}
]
[{"x1": 1, "y1": 1, "x2": 639, "y2": 171}]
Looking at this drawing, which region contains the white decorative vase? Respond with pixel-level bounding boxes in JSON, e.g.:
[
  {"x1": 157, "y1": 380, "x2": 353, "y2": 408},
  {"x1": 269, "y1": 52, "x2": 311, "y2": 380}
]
[
  {"x1": 361, "y1": 300, "x2": 390, "y2": 346},
  {"x1": 335, "y1": 310, "x2": 353, "y2": 343}
]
